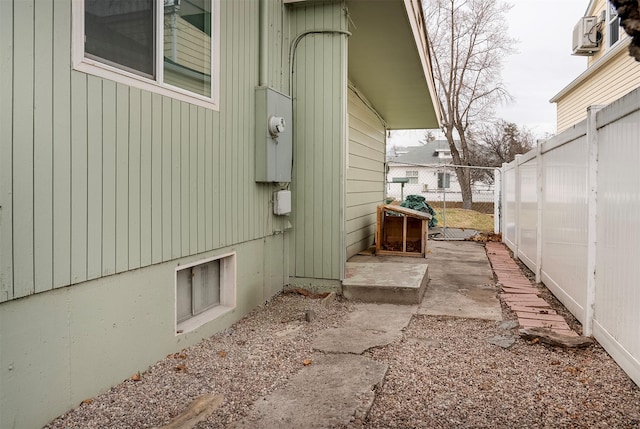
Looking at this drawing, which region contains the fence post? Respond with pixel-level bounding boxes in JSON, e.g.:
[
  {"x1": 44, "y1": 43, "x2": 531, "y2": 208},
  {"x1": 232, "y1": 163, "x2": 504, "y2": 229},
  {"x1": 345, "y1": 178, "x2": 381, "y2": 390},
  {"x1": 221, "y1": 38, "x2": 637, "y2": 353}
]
[
  {"x1": 494, "y1": 168, "x2": 501, "y2": 234},
  {"x1": 585, "y1": 105, "x2": 603, "y2": 337},
  {"x1": 514, "y1": 154, "x2": 522, "y2": 260},
  {"x1": 501, "y1": 163, "x2": 507, "y2": 239},
  {"x1": 442, "y1": 165, "x2": 447, "y2": 236},
  {"x1": 535, "y1": 142, "x2": 543, "y2": 283}
]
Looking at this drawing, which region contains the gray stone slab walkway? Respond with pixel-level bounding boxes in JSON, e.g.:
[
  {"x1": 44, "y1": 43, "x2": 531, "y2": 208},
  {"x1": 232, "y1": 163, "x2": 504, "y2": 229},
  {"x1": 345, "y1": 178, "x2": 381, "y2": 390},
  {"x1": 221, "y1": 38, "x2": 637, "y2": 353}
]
[
  {"x1": 312, "y1": 303, "x2": 417, "y2": 354},
  {"x1": 231, "y1": 353, "x2": 387, "y2": 429},
  {"x1": 236, "y1": 241, "x2": 502, "y2": 428}
]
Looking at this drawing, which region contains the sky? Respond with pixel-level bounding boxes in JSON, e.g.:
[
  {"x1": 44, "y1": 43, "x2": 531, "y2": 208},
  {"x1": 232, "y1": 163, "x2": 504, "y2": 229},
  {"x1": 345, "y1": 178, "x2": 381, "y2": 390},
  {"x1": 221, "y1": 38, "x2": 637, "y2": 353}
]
[{"x1": 390, "y1": 0, "x2": 589, "y2": 147}]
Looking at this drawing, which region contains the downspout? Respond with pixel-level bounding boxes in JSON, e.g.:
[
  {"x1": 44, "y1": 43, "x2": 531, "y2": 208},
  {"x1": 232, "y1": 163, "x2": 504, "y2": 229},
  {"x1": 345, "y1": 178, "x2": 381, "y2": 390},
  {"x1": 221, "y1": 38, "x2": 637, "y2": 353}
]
[{"x1": 259, "y1": 0, "x2": 268, "y2": 87}]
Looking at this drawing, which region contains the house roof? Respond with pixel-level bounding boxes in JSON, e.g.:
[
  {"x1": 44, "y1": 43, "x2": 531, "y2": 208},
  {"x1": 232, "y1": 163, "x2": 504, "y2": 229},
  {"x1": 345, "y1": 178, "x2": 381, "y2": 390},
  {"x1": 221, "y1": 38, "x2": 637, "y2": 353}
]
[
  {"x1": 388, "y1": 140, "x2": 453, "y2": 165},
  {"x1": 345, "y1": 0, "x2": 442, "y2": 129}
]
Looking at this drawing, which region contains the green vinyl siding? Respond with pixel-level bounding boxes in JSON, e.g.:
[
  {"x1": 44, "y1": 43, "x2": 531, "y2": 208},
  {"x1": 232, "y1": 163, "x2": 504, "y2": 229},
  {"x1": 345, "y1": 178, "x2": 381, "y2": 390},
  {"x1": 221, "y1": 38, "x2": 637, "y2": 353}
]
[
  {"x1": 0, "y1": 0, "x2": 291, "y2": 302},
  {"x1": 289, "y1": 2, "x2": 348, "y2": 281},
  {"x1": 1, "y1": 234, "x2": 287, "y2": 429},
  {"x1": 34, "y1": 0, "x2": 55, "y2": 293},
  {"x1": 346, "y1": 88, "x2": 386, "y2": 258},
  {"x1": 0, "y1": 0, "x2": 13, "y2": 301},
  {"x1": 12, "y1": 0, "x2": 36, "y2": 298}
]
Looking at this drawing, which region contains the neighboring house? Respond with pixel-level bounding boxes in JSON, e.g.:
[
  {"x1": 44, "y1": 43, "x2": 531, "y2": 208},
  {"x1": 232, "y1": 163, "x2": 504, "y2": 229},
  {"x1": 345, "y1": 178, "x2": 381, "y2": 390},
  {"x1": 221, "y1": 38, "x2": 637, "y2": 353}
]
[
  {"x1": 0, "y1": 0, "x2": 440, "y2": 427},
  {"x1": 551, "y1": 0, "x2": 640, "y2": 132},
  {"x1": 386, "y1": 141, "x2": 495, "y2": 203}
]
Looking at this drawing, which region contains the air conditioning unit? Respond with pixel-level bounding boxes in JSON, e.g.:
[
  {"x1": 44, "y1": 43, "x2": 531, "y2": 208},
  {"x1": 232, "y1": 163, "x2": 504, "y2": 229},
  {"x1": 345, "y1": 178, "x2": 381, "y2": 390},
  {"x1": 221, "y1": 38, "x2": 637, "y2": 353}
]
[{"x1": 573, "y1": 16, "x2": 601, "y2": 56}]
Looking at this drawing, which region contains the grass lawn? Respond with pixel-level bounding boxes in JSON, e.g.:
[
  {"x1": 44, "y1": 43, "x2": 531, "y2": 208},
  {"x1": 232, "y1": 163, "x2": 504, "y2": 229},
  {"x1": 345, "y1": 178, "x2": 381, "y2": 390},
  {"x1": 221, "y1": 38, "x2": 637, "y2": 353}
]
[{"x1": 433, "y1": 208, "x2": 494, "y2": 232}]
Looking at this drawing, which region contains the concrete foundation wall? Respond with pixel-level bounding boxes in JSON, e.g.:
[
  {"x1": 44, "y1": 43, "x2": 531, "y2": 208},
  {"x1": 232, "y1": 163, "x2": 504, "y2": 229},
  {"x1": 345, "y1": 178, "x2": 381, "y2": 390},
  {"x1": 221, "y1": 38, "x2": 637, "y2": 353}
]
[{"x1": 0, "y1": 234, "x2": 287, "y2": 429}]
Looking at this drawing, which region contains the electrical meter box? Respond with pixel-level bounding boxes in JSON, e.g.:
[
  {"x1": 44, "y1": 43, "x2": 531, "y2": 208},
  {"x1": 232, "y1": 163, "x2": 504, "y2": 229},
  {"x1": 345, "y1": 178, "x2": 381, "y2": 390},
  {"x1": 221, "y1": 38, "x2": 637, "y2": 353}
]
[{"x1": 255, "y1": 87, "x2": 293, "y2": 182}]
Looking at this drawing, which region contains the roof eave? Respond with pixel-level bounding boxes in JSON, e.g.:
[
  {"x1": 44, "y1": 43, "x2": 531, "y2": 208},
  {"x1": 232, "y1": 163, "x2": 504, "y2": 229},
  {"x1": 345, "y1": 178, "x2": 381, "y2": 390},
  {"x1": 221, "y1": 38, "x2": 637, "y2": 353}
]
[{"x1": 346, "y1": 0, "x2": 442, "y2": 129}]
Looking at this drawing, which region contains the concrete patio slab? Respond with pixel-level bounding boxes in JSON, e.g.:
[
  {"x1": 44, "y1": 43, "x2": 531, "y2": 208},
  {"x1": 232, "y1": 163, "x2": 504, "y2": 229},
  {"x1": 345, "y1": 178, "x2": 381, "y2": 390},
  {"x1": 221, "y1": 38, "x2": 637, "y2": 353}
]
[
  {"x1": 417, "y1": 241, "x2": 502, "y2": 321},
  {"x1": 342, "y1": 262, "x2": 428, "y2": 304}
]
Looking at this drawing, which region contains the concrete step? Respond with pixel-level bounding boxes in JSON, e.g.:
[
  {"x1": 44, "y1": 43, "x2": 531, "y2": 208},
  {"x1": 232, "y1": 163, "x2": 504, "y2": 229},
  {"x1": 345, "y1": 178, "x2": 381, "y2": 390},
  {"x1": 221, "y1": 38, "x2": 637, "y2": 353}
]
[{"x1": 342, "y1": 262, "x2": 429, "y2": 305}]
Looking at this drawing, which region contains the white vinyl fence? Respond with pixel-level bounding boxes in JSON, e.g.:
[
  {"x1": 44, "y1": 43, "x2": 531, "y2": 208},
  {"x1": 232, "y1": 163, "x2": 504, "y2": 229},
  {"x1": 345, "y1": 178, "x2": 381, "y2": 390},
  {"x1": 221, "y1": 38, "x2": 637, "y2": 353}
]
[{"x1": 502, "y1": 88, "x2": 640, "y2": 387}]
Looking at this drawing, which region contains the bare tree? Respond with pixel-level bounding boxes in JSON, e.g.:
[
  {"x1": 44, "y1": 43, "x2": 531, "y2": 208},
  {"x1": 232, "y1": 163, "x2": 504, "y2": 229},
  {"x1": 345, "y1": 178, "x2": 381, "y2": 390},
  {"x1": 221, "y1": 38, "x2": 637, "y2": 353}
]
[
  {"x1": 424, "y1": 0, "x2": 515, "y2": 208},
  {"x1": 470, "y1": 119, "x2": 535, "y2": 184}
]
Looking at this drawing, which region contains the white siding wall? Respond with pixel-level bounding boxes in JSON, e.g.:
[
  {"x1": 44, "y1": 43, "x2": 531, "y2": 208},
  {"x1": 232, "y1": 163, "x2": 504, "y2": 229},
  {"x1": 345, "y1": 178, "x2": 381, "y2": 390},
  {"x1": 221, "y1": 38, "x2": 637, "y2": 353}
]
[
  {"x1": 346, "y1": 88, "x2": 386, "y2": 258},
  {"x1": 387, "y1": 165, "x2": 495, "y2": 203}
]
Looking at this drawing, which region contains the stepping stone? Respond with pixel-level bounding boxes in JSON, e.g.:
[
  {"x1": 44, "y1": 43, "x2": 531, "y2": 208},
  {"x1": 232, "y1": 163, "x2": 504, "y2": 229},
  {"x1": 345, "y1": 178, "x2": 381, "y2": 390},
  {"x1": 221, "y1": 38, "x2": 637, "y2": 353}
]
[
  {"x1": 231, "y1": 353, "x2": 388, "y2": 429},
  {"x1": 487, "y1": 335, "x2": 516, "y2": 349}
]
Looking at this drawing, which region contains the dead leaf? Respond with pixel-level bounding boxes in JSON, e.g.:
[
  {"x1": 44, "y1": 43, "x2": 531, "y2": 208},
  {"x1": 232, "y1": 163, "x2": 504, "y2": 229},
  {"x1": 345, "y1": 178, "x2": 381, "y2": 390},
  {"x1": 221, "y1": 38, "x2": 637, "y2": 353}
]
[
  {"x1": 550, "y1": 360, "x2": 561, "y2": 365},
  {"x1": 130, "y1": 372, "x2": 141, "y2": 381},
  {"x1": 178, "y1": 353, "x2": 187, "y2": 359},
  {"x1": 287, "y1": 288, "x2": 330, "y2": 299},
  {"x1": 81, "y1": 398, "x2": 94, "y2": 405},
  {"x1": 529, "y1": 338, "x2": 540, "y2": 345},
  {"x1": 219, "y1": 351, "x2": 227, "y2": 358},
  {"x1": 303, "y1": 359, "x2": 312, "y2": 366},
  {"x1": 564, "y1": 366, "x2": 580, "y2": 375},
  {"x1": 175, "y1": 364, "x2": 187, "y2": 372}
]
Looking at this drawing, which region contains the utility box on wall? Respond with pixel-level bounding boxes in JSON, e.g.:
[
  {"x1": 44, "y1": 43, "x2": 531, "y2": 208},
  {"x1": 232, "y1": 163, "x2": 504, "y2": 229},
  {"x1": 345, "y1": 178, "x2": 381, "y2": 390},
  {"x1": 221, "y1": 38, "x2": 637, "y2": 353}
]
[
  {"x1": 255, "y1": 87, "x2": 293, "y2": 182},
  {"x1": 273, "y1": 190, "x2": 291, "y2": 215}
]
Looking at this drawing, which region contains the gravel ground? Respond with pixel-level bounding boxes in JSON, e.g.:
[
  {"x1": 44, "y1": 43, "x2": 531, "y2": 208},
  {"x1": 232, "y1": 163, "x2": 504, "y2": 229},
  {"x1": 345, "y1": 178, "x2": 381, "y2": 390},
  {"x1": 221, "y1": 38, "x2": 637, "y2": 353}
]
[{"x1": 46, "y1": 287, "x2": 640, "y2": 429}]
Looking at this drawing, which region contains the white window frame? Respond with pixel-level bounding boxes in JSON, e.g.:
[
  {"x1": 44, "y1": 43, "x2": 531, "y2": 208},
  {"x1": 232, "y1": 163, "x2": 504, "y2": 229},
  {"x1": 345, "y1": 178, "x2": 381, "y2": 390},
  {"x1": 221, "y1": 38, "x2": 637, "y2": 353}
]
[
  {"x1": 174, "y1": 252, "x2": 236, "y2": 334},
  {"x1": 606, "y1": 4, "x2": 622, "y2": 48},
  {"x1": 437, "y1": 172, "x2": 451, "y2": 189},
  {"x1": 406, "y1": 170, "x2": 419, "y2": 184},
  {"x1": 72, "y1": 0, "x2": 220, "y2": 110},
  {"x1": 437, "y1": 149, "x2": 452, "y2": 160}
]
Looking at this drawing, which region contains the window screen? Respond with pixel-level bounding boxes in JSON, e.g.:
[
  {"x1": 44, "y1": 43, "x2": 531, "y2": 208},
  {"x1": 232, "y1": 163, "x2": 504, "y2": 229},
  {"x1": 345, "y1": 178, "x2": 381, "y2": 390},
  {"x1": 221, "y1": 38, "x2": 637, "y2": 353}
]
[{"x1": 85, "y1": 0, "x2": 155, "y2": 77}]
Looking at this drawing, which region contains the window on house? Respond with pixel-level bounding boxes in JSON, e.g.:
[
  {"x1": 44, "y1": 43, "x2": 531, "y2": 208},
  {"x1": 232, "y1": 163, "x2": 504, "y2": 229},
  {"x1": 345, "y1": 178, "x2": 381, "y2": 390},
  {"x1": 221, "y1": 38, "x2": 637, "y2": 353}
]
[
  {"x1": 436, "y1": 149, "x2": 452, "y2": 159},
  {"x1": 406, "y1": 170, "x2": 419, "y2": 184},
  {"x1": 177, "y1": 259, "x2": 220, "y2": 323},
  {"x1": 175, "y1": 253, "x2": 236, "y2": 332},
  {"x1": 607, "y1": 4, "x2": 621, "y2": 47},
  {"x1": 76, "y1": 0, "x2": 219, "y2": 108},
  {"x1": 437, "y1": 172, "x2": 451, "y2": 189}
]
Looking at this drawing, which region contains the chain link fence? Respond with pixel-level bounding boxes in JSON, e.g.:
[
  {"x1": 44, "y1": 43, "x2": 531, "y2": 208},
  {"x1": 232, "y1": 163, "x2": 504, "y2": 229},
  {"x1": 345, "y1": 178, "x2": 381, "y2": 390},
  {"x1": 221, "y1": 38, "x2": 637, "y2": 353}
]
[{"x1": 386, "y1": 164, "x2": 501, "y2": 240}]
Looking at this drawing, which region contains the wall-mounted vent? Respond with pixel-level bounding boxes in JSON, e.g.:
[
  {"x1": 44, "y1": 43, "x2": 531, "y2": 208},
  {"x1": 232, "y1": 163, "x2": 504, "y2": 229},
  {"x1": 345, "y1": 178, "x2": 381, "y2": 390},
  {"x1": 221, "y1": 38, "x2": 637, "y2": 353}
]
[{"x1": 573, "y1": 16, "x2": 601, "y2": 56}]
